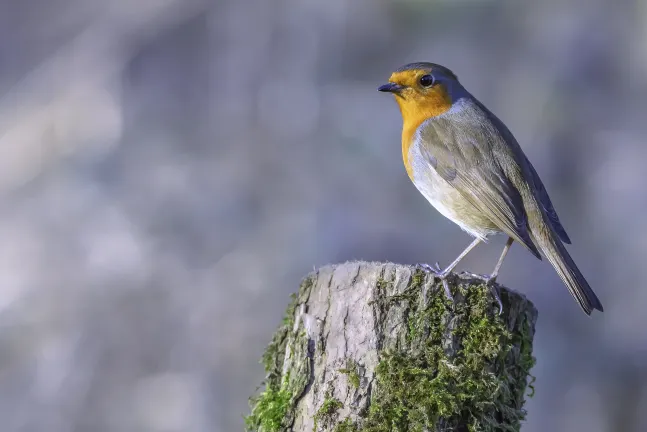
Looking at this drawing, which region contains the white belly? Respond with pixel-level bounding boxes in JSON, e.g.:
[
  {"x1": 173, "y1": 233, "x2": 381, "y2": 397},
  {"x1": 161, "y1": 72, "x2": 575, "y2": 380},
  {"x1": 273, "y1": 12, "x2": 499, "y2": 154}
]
[{"x1": 408, "y1": 141, "x2": 498, "y2": 240}]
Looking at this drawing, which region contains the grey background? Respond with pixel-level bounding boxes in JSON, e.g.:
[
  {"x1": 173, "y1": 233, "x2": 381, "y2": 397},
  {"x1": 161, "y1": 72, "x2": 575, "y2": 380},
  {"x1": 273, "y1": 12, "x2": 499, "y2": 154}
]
[{"x1": 0, "y1": 0, "x2": 646, "y2": 431}]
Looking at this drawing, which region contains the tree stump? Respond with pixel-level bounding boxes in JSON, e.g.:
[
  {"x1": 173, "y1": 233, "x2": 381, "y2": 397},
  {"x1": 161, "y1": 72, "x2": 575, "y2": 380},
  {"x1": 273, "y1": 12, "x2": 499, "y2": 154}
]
[{"x1": 245, "y1": 261, "x2": 538, "y2": 432}]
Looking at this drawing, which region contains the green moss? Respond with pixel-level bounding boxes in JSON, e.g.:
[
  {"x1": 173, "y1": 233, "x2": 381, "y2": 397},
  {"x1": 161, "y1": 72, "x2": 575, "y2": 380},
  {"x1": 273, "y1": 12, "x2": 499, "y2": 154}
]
[
  {"x1": 247, "y1": 267, "x2": 536, "y2": 432},
  {"x1": 409, "y1": 269, "x2": 426, "y2": 290},
  {"x1": 334, "y1": 417, "x2": 360, "y2": 432},
  {"x1": 513, "y1": 312, "x2": 537, "y2": 399},
  {"x1": 246, "y1": 275, "x2": 316, "y2": 432},
  {"x1": 245, "y1": 378, "x2": 292, "y2": 432},
  {"x1": 314, "y1": 395, "x2": 344, "y2": 431},
  {"x1": 375, "y1": 275, "x2": 391, "y2": 296},
  {"x1": 338, "y1": 359, "x2": 361, "y2": 389},
  {"x1": 357, "y1": 272, "x2": 535, "y2": 432},
  {"x1": 260, "y1": 292, "x2": 298, "y2": 389}
]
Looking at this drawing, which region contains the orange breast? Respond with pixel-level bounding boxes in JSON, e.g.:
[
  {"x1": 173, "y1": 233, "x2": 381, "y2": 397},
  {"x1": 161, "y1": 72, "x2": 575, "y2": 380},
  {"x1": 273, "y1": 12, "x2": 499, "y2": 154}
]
[
  {"x1": 395, "y1": 85, "x2": 452, "y2": 181},
  {"x1": 401, "y1": 123, "x2": 418, "y2": 181}
]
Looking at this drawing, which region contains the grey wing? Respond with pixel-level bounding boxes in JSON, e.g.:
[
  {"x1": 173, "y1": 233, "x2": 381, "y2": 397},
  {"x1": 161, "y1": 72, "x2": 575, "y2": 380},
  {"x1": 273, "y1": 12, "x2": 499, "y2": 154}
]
[
  {"x1": 419, "y1": 119, "x2": 542, "y2": 259},
  {"x1": 524, "y1": 156, "x2": 571, "y2": 244},
  {"x1": 473, "y1": 98, "x2": 571, "y2": 244}
]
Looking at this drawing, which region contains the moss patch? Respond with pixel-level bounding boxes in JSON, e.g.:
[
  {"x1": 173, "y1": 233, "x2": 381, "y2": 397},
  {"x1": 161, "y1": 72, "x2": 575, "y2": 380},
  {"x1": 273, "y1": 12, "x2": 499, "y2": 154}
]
[
  {"x1": 245, "y1": 276, "x2": 316, "y2": 432},
  {"x1": 245, "y1": 376, "x2": 292, "y2": 432},
  {"x1": 246, "y1": 265, "x2": 536, "y2": 432},
  {"x1": 334, "y1": 417, "x2": 360, "y2": 432},
  {"x1": 359, "y1": 270, "x2": 536, "y2": 432},
  {"x1": 314, "y1": 395, "x2": 344, "y2": 431},
  {"x1": 338, "y1": 359, "x2": 361, "y2": 389}
]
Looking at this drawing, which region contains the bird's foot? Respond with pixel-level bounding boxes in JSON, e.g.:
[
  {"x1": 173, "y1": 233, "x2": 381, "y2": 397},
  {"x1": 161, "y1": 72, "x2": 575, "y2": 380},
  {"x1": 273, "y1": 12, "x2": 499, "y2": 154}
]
[
  {"x1": 461, "y1": 271, "x2": 503, "y2": 315},
  {"x1": 460, "y1": 271, "x2": 490, "y2": 282},
  {"x1": 416, "y1": 262, "x2": 443, "y2": 275},
  {"x1": 416, "y1": 262, "x2": 454, "y2": 301}
]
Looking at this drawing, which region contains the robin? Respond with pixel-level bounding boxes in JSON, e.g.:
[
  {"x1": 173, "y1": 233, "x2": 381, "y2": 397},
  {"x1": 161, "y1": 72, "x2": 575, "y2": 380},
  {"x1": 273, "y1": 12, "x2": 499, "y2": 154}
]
[{"x1": 378, "y1": 62, "x2": 603, "y2": 315}]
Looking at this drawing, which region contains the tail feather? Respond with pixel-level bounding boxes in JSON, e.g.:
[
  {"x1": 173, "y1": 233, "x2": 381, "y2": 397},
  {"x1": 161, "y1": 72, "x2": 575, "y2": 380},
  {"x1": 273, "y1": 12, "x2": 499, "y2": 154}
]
[{"x1": 533, "y1": 224, "x2": 603, "y2": 315}]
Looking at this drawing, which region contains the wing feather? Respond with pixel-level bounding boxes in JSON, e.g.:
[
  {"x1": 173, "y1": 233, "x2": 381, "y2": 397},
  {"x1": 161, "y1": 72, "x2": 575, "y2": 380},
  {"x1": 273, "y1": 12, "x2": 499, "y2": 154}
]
[
  {"x1": 418, "y1": 112, "x2": 542, "y2": 259},
  {"x1": 524, "y1": 157, "x2": 571, "y2": 244}
]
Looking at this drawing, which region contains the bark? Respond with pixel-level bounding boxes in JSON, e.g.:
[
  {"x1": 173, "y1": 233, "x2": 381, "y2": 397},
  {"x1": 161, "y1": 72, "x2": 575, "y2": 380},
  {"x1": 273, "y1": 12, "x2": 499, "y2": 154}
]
[{"x1": 246, "y1": 261, "x2": 538, "y2": 432}]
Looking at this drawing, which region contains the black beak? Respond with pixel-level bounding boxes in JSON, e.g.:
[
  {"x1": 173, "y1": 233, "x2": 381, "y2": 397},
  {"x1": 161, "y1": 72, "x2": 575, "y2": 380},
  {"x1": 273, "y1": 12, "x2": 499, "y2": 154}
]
[{"x1": 378, "y1": 83, "x2": 404, "y2": 94}]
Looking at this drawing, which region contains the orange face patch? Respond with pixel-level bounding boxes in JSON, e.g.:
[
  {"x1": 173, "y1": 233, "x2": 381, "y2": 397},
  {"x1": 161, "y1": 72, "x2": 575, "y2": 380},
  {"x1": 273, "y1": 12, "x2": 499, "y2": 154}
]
[
  {"x1": 387, "y1": 69, "x2": 453, "y2": 120},
  {"x1": 385, "y1": 69, "x2": 453, "y2": 179},
  {"x1": 387, "y1": 69, "x2": 428, "y2": 89}
]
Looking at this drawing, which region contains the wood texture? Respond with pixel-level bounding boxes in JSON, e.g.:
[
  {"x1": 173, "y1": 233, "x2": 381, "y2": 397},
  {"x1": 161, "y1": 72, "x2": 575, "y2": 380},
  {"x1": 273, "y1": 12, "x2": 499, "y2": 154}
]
[{"x1": 246, "y1": 261, "x2": 538, "y2": 432}]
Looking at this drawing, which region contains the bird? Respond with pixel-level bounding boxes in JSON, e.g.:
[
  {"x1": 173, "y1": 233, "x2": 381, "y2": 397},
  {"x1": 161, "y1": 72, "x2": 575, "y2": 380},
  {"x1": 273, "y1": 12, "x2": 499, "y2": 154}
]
[{"x1": 378, "y1": 62, "x2": 603, "y2": 315}]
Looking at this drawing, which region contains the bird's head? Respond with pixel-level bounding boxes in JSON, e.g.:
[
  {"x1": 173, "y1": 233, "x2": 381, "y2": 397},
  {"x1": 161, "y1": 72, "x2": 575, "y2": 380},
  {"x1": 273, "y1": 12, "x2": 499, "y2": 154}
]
[{"x1": 378, "y1": 62, "x2": 467, "y2": 123}]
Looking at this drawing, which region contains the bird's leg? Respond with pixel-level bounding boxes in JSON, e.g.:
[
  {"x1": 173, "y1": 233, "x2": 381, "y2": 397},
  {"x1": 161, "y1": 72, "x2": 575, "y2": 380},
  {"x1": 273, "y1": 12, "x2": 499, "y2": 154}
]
[
  {"x1": 437, "y1": 237, "x2": 483, "y2": 277},
  {"x1": 417, "y1": 237, "x2": 482, "y2": 300},
  {"x1": 488, "y1": 236, "x2": 514, "y2": 283},
  {"x1": 462, "y1": 237, "x2": 514, "y2": 314}
]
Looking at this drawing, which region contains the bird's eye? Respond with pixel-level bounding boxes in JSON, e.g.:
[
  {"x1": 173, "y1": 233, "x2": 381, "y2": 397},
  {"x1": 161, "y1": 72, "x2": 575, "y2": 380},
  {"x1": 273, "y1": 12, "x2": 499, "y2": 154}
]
[{"x1": 419, "y1": 74, "x2": 435, "y2": 87}]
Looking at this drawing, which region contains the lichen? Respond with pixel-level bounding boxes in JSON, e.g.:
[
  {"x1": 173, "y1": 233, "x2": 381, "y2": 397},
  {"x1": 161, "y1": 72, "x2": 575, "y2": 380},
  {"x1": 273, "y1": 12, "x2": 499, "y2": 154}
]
[
  {"x1": 338, "y1": 359, "x2": 361, "y2": 389},
  {"x1": 245, "y1": 275, "x2": 316, "y2": 432},
  {"x1": 357, "y1": 270, "x2": 536, "y2": 432}
]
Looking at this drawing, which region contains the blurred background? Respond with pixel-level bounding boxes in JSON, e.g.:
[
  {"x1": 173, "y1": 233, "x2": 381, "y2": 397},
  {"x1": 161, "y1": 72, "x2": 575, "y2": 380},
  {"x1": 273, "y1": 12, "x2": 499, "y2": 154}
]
[{"x1": 0, "y1": 0, "x2": 646, "y2": 430}]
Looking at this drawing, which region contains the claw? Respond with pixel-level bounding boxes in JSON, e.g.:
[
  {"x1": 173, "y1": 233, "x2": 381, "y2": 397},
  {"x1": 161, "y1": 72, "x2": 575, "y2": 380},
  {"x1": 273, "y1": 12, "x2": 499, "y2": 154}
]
[
  {"x1": 416, "y1": 263, "x2": 447, "y2": 278},
  {"x1": 415, "y1": 263, "x2": 454, "y2": 301},
  {"x1": 462, "y1": 272, "x2": 504, "y2": 315},
  {"x1": 461, "y1": 271, "x2": 488, "y2": 281},
  {"x1": 441, "y1": 278, "x2": 454, "y2": 301},
  {"x1": 418, "y1": 264, "x2": 503, "y2": 313},
  {"x1": 488, "y1": 282, "x2": 504, "y2": 315},
  {"x1": 416, "y1": 263, "x2": 439, "y2": 275},
  {"x1": 416, "y1": 263, "x2": 444, "y2": 278}
]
